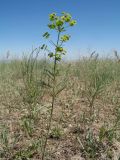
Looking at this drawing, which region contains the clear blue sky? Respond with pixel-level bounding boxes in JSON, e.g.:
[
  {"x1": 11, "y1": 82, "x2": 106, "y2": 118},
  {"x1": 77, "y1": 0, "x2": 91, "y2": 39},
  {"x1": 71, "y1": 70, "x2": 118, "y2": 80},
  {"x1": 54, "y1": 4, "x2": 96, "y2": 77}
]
[{"x1": 0, "y1": 0, "x2": 120, "y2": 59}]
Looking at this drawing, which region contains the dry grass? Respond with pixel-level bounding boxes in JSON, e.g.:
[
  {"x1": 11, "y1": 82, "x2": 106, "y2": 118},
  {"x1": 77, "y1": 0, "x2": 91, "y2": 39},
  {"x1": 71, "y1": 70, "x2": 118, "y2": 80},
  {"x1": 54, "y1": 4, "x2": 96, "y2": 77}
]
[{"x1": 0, "y1": 55, "x2": 120, "y2": 160}]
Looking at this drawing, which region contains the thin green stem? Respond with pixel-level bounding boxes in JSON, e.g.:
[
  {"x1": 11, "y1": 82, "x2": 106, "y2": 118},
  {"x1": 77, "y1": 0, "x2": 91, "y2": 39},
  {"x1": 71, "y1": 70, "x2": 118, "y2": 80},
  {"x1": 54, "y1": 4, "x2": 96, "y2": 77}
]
[{"x1": 41, "y1": 29, "x2": 61, "y2": 160}]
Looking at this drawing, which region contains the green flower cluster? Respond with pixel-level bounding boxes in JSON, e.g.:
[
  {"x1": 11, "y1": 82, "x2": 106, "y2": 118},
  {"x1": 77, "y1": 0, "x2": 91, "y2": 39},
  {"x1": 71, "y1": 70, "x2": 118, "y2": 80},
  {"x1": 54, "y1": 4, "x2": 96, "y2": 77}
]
[
  {"x1": 42, "y1": 12, "x2": 76, "y2": 62},
  {"x1": 61, "y1": 35, "x2": 70, "y2": 42},
  {"x1": 48, "y1": 12, "x2": 76, "y2": 30},
  {"x1": 49, "y1": 13, "x2": 56, "y2": 21},
  {"x1": 48, "y1": 47, "x2": 66, "y2": 61}
]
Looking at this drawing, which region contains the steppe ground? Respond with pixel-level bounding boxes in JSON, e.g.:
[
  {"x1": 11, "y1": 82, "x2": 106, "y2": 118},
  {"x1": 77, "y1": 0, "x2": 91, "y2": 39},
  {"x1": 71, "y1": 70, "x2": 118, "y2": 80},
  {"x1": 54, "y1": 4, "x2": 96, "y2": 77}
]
[{"x1": 0, "y1": 54, "x2": 120, "y2": 160}]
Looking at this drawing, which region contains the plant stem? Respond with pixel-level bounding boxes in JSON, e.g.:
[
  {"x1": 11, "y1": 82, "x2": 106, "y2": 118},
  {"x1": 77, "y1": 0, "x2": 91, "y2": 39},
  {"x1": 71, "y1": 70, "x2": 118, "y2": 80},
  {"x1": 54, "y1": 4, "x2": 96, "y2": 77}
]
[{"x1": 41, "y1": 30, "x2": 61, "y2": 160}]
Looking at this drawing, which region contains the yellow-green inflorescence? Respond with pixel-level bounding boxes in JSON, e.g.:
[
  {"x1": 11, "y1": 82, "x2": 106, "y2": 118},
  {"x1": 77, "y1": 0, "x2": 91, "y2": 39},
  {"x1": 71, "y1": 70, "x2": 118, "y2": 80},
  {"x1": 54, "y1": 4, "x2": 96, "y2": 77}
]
[{"x1": 42, "y1": 12, "x2": 76, "y2": 61}]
